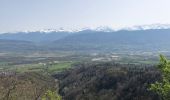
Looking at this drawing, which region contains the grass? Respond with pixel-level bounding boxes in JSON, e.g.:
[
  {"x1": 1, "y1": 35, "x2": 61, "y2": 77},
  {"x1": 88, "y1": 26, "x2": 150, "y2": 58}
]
[
  {"x1": 47, "y1": 62, "x2": 72, "y2": 73},
  {"x1": 0, "y1": 61, "x2": 73, "y2": 74},
  {"x1": 5, "y1": 64, "x2": 43, "y2": 73}
]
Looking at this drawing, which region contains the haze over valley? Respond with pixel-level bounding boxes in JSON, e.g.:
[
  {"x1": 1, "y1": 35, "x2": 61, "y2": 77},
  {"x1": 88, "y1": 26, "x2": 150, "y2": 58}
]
[{"x1": 1, "y1": 0, "x2": 170, "y2": 100}]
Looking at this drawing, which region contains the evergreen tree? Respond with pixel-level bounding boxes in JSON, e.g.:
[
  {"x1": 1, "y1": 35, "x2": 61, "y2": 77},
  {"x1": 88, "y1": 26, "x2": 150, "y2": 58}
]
[{"x1": 150, "y1": 55, "x2": 170, "y2": 100}]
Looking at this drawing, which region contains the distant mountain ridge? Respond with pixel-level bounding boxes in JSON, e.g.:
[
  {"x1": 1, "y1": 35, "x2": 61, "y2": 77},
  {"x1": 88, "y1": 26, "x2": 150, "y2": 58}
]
[
  {"x1": 51, "y1": 29, "x2": 170, "y2": 52},
  {"x1": 1, "y1": 24, "x2": 170, "y2": 43},
  {"x1": 2, "y1": 24, "x2": 170, "y2": 34},
  {"x1": 0, "y1": 31, "x2": 70, "y2": 43},
  {"x1": 1, "y1": 26, "x2": 170, "y2": 53},
  {"x1": 0, "y1": 39, "x2": 38, "y2": 52}
]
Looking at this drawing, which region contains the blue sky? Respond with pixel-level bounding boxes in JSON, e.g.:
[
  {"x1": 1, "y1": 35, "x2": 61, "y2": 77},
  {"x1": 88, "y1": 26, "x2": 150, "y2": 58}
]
[{"x1": 0, "y1": 0, "x2": 170, "y2": 32}]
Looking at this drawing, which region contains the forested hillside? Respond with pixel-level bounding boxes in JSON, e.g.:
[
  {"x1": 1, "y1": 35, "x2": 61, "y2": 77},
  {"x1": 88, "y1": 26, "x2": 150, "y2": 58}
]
[{"x1": 54, "y1": 62, "x2": 161, "y2": 100}]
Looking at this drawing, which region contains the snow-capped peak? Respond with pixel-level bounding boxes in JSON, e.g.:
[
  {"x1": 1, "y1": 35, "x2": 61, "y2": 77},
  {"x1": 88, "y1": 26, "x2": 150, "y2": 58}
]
[
  {"x1": 33, "y1": 28, "x2": 80, "y2": 33},
  {"x1": 2, "y1": 23, "x2": 170, "y2": 34},
  {"x1": 124, "y1": 24, "x2": 170, "y2": 31},
  {"x1": 94, "y1": 26, "x2": 114, "y2": 32}
]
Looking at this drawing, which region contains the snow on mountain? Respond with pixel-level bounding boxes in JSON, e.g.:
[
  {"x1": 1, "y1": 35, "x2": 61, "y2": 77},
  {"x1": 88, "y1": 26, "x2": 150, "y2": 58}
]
[
  {"x1": 94, "y1": 26, "x2": 114, "y2": 32},
  {"x1": 123, "y1": 24, "x2": 170, "y2": 31},
  {"x1": 2, "y1": 24, "x2": 170, "y2": 34}
]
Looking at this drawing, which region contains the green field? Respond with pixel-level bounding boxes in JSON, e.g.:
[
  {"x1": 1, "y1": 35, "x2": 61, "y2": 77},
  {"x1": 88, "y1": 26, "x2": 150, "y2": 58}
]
[{"x1": 0, "y1": 61, "x2": 73, "y2": 74}]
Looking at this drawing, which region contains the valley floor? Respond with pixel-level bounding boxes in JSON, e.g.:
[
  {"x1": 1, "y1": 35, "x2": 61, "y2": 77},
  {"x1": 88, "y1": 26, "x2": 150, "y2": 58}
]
[{"x1": 0, "y1": 53, "x2": 163, "y2": 100}]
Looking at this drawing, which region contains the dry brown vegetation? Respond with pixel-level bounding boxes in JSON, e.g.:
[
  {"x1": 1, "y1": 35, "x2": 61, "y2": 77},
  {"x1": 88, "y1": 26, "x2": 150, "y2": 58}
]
[{"x1": 0, "y1": 72, "x2": 56, "y2": 100}]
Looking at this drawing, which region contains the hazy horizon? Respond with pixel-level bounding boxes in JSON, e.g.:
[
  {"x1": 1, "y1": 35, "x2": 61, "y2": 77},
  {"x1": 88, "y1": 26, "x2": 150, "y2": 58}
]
[{"x1": 1, "y1": 0, "x2": 170, "y2": 32}]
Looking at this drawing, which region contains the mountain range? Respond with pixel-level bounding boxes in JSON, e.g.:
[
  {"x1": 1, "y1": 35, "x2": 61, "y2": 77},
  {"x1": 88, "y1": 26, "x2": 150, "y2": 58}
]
[{"x1": 1, "y1": 25, "x2": 170, "y2": 53}]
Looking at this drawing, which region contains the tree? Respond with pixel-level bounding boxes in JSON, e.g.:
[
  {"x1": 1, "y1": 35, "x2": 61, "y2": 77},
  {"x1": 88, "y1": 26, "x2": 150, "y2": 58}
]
[
  {"x1": 150, "y1": 55, "x2": 170, "y2": 100},
  {"x1": 42, "y1": 90, "x2": 62, "y2": 100}
]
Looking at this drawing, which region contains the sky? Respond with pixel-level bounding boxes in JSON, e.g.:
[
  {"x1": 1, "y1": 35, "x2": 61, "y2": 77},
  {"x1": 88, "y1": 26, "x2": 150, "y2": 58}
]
[{"x1": 0, "y1": 0, "x2": 170, "y2": 32}]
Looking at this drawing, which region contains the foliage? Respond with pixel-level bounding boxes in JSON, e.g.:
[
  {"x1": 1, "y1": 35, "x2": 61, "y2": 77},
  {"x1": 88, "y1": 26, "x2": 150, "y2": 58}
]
[
  {"x1": 42, "y1": 90, "x2": 62, "y2": 100},
  {"x1": 54, "y1": 62, "x2": 160, "y2": 100},
  {"x1": 150, "y1": 55, "x2": 170, "y2": 100}
]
